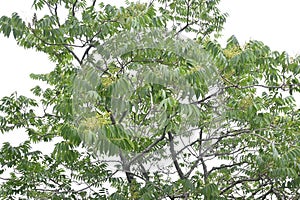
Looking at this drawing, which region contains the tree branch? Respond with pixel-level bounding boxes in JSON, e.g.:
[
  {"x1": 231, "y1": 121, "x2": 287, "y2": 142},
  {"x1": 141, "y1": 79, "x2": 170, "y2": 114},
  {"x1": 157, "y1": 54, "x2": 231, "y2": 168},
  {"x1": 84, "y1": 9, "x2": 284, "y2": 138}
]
[
  {"x1": 64, "y1": 45, "x2": 82, "y2": 64},
  {"x1": 185, "y1": 129, "x2": 204, "y2": 178},
  {"x1": 168, "y1": 131, "x2": 185, "y2": 179},
  {"x1": 72, "y1": 0, "x2": 78, "y2": 17},
  {"x1": 80, "y1": 44, "x2": 95, "y2": 64},
  {"x1": 119, "y1": 151, "x2": 134, "y2": 183},
  {"x1": 191, "y1": 88, "x2": 224, "y2": 104},
  {"x1": 220, "y1": 177, "x2": 261, "y2": 195},
  {"x1": 207, "y1": 162, "x2": 247, "y2": 176},
  {"x1": 128, "y1": 126, "x2": 167, "y2": 166},
  {"x1": 138, "y1": 160, "x2": 149, "y2": 181},
  {"x1": 176, "y1": 0, "x2": 191, "y2": 35},
  {"x1": 92, "y1": 0, "x2": 97, "y2": 7}
]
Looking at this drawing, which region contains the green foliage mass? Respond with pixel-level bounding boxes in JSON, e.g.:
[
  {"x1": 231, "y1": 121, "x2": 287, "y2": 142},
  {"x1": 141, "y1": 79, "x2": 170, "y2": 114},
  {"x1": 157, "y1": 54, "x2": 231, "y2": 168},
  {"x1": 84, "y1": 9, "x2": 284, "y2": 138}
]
[{"x1": 0, "y1": 0, "x2": 299, "y2": 199}]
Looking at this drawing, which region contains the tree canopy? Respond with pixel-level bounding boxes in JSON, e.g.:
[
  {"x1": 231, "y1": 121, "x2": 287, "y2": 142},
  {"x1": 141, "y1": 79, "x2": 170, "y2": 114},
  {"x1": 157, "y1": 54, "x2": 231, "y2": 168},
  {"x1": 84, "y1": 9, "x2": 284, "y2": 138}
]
[{"x1": 0, "y1": 0, "x2": 300, "y2": 199}]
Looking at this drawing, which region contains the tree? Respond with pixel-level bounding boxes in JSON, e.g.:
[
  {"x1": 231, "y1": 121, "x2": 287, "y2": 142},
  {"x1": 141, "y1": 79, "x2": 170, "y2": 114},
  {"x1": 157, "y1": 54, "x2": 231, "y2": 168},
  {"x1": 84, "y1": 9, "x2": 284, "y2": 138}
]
[{"x1": 0, "y1": 0, "x2": 299, "y2": 199}]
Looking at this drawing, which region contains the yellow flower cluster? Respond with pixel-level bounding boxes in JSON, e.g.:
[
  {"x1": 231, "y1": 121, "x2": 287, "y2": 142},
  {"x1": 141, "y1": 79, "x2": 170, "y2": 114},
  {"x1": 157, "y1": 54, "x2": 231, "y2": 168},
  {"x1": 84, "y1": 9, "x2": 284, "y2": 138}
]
[
  {"x1": 223, "y1": 45, "x2": 242, "y2": 59},
  {"x1": 81, "y1": 111, "x2": 111, "y2": 131}
]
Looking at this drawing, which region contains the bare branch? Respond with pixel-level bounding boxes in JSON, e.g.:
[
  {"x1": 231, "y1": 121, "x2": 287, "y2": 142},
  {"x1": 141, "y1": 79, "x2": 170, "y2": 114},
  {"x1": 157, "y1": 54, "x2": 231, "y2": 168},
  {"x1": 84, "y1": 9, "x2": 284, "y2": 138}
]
[
  {"x1": 184, "y1": 129, "x2": 204, "y2": 178},
  {"x1": 92, "y1": 0, "x2": 97, "y2": 7},
  {"x1": 221, "y1": 73, "x2": 300, "y2": 93},
  {"x1": 54, "y1": 3, "x2": 60, "y2": 26},
  {"x1": 177, "y1": 127, "x2": 279, "y2": 158},
  {"x1": 64, "y1": 45, "x2": 82, "y2": 64},
  {"x1": 138, "y1": 160, "x2": 150, "y2": 181},
  {"x1": 220, "y1": 177, "x2": 261, "y2": 195},
  {"x1": 75, "y1": 170, "x2": 119, "y2": 193},
  {"x1": 207, "y1": 162, "x2": 247, "y2": 176},
  {"x1": 168, "y1": 131, "x2": 185, "y2": 179},
  {"x1": 80, "y1": 44, "x2": 95, "y2": 64},
  {"x1": 0, "y1": 177, "x2": 11, "y2": 181},
  {"x1": 148, "y1": 0, "x2": 155, "y2": 8},
  {"x1": 30, "y1": 29, "x2": 89, "y2": 48},
  {"x1": 128, "y1": 126, "x2": 167, "y2": 166},
  {"x1": 119, "y1": 151, "x2": 134, "y2": 183},
  {"x1": 176, "y1": 0, "x2": 191, "y2": 35},
  {"x1": 191, "y1": 88, "x2": 224, "y2": 104},
  {"x1": 72, "y1": 0, "x2": 78, "y2": 17}
]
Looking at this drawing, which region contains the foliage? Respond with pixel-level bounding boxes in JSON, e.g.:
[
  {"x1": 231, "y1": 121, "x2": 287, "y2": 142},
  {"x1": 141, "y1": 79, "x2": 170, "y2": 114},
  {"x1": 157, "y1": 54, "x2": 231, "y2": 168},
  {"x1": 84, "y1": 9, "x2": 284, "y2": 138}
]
[{"x1": 0, "y1": 0, "x2": 299, "y2": 199}]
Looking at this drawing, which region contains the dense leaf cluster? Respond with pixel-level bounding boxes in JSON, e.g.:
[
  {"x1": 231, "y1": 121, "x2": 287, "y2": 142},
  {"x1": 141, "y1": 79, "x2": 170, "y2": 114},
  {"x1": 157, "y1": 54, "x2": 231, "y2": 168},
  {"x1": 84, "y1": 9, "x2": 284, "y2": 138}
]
[{"x1": 0, "y1": 0, "x2": 299, "y2": 199}]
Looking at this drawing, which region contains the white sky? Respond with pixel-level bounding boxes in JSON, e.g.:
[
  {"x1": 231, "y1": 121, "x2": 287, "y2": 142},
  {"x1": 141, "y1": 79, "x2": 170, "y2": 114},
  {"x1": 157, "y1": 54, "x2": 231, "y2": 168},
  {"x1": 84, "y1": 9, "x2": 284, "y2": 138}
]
[
  {"x1": 0, "y1": 0, "x2": 300, "y2": 146},
  {"x1": 219, "y1": 0, "x2": 300, "y2": 55}
]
